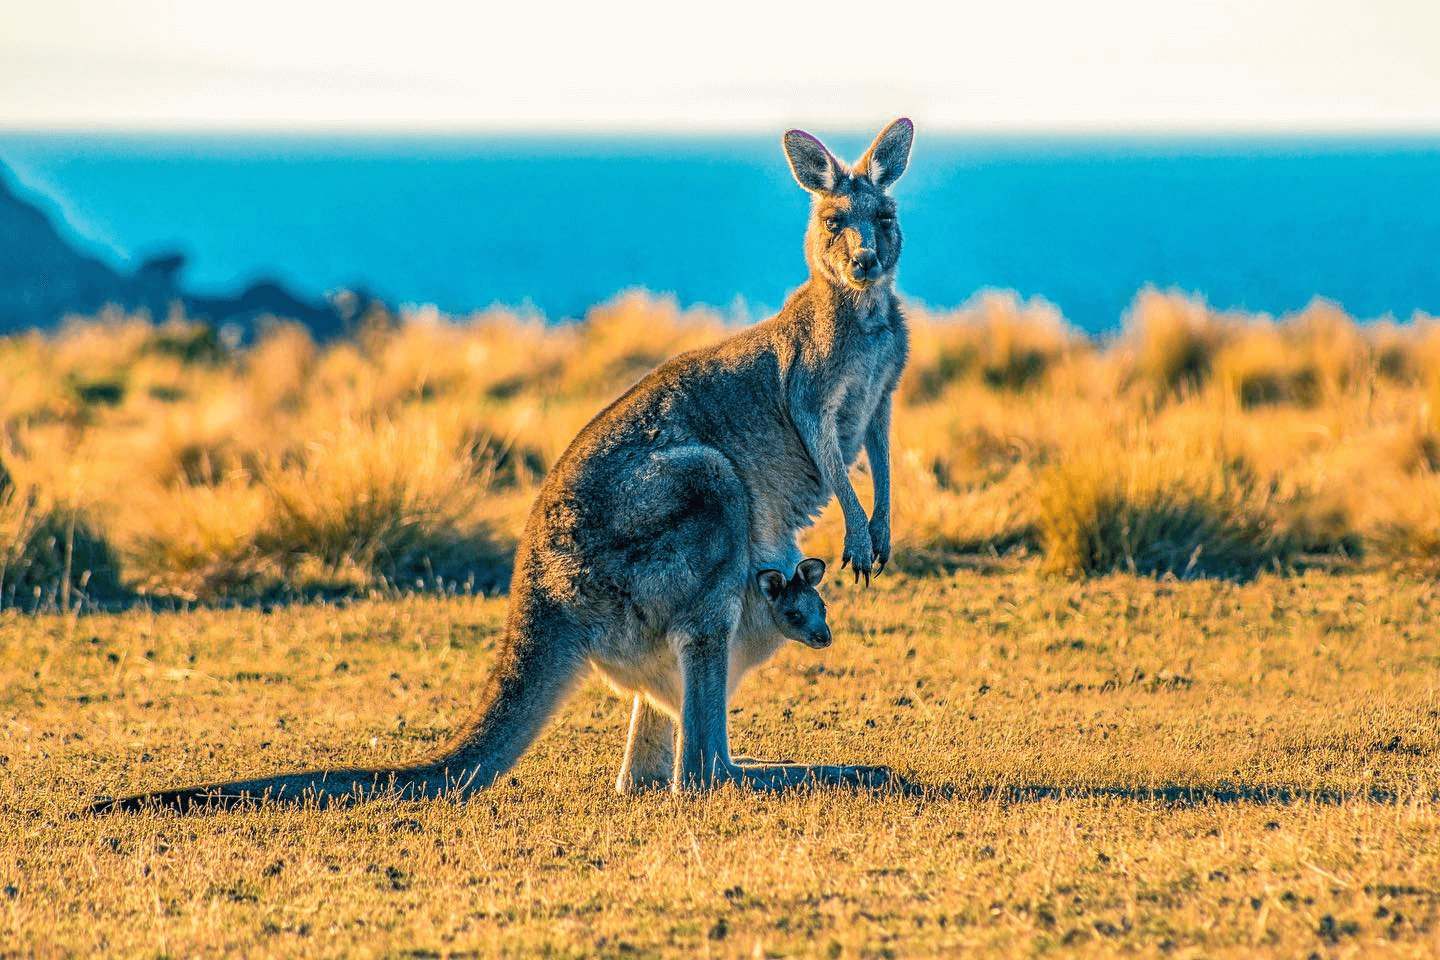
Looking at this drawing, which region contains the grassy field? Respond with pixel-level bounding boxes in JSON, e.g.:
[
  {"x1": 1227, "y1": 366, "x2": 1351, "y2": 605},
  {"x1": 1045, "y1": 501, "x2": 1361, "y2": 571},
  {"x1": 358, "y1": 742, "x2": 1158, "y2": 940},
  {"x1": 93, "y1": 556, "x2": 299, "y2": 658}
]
[
  {"x1": 4, "y1": 570, "x2": 1439, "y2": 957},
  {"x1": 3, "y1": 289, "x2": 1440, "y2": 955}
]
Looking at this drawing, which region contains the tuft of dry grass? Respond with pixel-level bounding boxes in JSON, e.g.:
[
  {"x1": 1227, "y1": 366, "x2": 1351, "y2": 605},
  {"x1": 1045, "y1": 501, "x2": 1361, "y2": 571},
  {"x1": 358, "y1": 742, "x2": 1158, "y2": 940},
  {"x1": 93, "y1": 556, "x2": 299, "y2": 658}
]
[
  {"x1": 1368, "y1": 472, "x2": 1440, "y2": 574},
  {"x1": 902, "y1": 291, "x2": 1085, "y2": 404},
  {"x1": 0, "y1": 440, "x2": 125, "y2": 610},
  {"x1": 1118, "y1": 286, "x2": 1231, "y2": 400},
  {"x1": 254, "y1": 411, "x2": 504, "y2": 593},
  {"x1": 1212, "y1": 299, "x2": 1373, "y2": 410},
  {"x1": 1035, "y1": 426, "x2": 1294, "y2": 579},
  {"x1": 0, "y1": 480, "x2": 122, "y2": 610}
]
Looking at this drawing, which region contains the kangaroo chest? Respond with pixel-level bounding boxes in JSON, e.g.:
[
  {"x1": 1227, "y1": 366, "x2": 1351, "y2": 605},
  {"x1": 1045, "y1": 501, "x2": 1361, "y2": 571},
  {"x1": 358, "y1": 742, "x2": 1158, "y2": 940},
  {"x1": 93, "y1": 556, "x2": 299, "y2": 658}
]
[{"x1": 826, "y1": 326, "x2": 902, "y2": 464}]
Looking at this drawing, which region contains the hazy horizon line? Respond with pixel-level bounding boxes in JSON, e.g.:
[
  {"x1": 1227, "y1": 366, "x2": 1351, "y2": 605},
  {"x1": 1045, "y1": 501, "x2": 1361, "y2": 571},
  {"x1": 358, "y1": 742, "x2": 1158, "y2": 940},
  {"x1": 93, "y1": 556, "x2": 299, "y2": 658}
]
[{"x1": 5, "y1": 120, "x2": 1440, "y2": 139}]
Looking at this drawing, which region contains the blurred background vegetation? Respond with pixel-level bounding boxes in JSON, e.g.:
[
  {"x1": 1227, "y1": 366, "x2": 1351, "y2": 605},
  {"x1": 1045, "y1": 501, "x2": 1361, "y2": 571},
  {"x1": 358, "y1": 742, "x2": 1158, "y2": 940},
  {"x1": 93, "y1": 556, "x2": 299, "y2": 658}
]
[{"x1": 4, "y1": 287, "x2": 1440, "y2": 610}]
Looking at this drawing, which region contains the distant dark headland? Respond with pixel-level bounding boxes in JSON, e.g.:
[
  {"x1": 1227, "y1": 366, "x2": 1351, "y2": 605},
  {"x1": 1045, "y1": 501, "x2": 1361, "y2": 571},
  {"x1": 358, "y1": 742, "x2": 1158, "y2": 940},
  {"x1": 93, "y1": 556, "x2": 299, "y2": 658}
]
[{"x1": 0, "y1": 162, "x2": 386, "y2": 340}]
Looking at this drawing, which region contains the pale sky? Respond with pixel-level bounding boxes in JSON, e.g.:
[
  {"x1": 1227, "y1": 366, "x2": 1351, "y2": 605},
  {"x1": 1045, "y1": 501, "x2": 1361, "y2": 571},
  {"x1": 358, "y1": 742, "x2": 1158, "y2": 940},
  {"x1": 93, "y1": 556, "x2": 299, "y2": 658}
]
[{"x1": 3, "y1": 0, "x2": 1440, "y2": 131}]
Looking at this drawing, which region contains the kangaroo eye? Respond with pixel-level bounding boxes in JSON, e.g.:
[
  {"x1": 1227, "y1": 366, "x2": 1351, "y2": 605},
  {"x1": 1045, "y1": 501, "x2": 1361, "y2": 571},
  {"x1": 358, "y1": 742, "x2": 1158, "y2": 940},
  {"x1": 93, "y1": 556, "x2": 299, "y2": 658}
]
[{"x1": 824, "y1": 217, "x2": 841, "y2": 232}]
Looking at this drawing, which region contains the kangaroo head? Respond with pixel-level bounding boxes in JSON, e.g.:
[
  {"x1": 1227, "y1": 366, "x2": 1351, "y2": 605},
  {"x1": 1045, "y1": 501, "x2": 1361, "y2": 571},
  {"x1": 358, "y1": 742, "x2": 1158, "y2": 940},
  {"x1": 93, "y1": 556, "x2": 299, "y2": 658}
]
[
  {"x1": 783, "y1": 118, "x2": 913, "y2": 297},
  {"x1": 756, "y1": 558, "x2": 831, "y2": 649}
]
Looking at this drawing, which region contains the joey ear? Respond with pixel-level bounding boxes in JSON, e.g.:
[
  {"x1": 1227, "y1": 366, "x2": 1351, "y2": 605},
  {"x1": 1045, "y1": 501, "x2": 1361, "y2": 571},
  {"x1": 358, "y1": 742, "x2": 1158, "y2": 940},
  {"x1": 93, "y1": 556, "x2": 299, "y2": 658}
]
[
  {"x1": 796, "y1": 558, "x2": 826, "y2": 587},
  {"x1": 783, "y1": 129, "x2": 841, "y2": 194},
  {"x1": 855, "y1": 117, "x2": 913, "y2": 191},
  {"x1": 756, "y1": 569, "x2": 787, "y2": 601}
]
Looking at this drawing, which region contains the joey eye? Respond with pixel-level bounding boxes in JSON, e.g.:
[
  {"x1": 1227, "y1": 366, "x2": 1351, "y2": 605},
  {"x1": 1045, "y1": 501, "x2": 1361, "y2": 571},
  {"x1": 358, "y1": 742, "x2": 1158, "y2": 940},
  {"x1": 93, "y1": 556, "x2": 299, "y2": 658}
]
[{"x1": 785, "y1": 611, "x2": 803, "y2": 625}]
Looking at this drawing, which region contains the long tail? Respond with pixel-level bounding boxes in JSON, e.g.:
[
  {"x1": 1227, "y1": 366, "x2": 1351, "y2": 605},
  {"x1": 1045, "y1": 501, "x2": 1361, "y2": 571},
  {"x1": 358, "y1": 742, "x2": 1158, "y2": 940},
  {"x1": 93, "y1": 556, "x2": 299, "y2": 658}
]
[
  {"x1": 90, "y1": 766, "x2": 449, "y2": 814},
  {"x1": 93, "y1": 625, "x2": 584, "y2": 814}
]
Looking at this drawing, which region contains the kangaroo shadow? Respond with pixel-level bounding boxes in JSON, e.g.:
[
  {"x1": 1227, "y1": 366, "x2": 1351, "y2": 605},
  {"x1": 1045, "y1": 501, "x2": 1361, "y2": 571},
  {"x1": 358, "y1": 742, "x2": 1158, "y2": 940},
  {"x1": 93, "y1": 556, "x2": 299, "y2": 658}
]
[
  {"x1": 884, "y1": 777, "x2": 1421, "y2": 807},
  {"x1": 86, "y1": 774, "x2": 1420, "y2": 817}
]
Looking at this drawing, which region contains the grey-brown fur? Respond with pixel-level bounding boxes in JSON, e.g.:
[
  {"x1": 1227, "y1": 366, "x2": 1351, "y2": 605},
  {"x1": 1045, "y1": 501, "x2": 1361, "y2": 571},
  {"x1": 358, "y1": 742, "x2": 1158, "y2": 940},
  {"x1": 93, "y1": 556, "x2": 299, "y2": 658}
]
[{"x1": 94, "y1": 119, "x2": 913, "y2": 812}]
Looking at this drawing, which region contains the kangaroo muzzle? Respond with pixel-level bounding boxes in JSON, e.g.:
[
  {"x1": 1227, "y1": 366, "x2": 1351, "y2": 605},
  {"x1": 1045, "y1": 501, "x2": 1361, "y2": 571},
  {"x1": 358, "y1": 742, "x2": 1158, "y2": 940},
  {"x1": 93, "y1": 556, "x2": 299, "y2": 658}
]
[
  {"x1": 849, "y1": 249, "x2": 881, "y2": 284},
  {"x1": 798, "y1": 626, "x2": 832, "y2": 649}
]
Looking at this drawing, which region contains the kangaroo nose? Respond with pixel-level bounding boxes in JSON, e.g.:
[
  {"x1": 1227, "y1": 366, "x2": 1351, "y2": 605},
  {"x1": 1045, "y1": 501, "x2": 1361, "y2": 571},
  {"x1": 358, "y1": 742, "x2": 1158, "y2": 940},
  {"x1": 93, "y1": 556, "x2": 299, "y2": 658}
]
[{"x1": 850, "y1": 250, "x2": 879, "y2": 278}]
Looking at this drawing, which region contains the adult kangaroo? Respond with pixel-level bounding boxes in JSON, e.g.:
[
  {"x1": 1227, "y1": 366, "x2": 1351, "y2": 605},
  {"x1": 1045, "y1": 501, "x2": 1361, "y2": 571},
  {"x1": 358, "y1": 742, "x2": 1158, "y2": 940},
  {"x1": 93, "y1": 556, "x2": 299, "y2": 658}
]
[{"x1": 96, "y1": 118, "x2": 914, "y2": 812}]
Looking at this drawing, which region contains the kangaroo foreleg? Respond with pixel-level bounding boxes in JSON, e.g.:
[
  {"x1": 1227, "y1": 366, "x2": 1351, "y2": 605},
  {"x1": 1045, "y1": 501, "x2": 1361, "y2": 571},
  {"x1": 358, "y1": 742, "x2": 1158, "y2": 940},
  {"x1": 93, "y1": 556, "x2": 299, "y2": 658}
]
[
  {"x1": 863, "y1": 391, "x2": 895, "y2": 573},
  {"x1": 792, "y1": 402, "x2": 876, "y2": 583}
]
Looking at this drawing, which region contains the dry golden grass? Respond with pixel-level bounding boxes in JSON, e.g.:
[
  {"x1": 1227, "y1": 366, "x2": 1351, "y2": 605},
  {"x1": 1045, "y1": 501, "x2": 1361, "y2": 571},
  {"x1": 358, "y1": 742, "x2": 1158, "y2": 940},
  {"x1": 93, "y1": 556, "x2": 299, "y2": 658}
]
[
  {"x1": 1035, "y1": 425, "x2": 1294, "y2": 579},
  {"x1": 6, "y1": 292, "x2": 1440, "y2": 955},
  {"x1": 3, "y1": 286, "x2": 1440, "y2": 607},
  {"x1": 4, "y1": 571, "x2": 1440, "y2": 956}
]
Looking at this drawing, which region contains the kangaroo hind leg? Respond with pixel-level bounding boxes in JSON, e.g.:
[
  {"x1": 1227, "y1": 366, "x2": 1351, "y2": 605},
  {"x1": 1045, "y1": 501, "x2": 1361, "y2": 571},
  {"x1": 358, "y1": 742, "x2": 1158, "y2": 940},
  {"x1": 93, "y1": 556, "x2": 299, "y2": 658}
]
[
  {"x1": 671, "y1": 590, "x2": 894, "y2": 793},
  {"x1": 615, "y1": 696, "x2": 675, "y2": 794},
  {"x1": 673, "y1": 591, "x2": 746, "y2": 791},
  {"x1": 669, "y1": 591, "x2": 894, "y2": 795}
]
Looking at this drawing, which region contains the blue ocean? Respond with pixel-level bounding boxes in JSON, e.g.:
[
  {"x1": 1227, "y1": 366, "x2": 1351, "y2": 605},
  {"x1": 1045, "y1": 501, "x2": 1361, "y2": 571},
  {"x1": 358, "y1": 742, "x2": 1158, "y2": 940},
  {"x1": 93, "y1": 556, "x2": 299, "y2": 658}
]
[{"x1": 2, "y1": 132, "x2": 1438, "y2": 332}]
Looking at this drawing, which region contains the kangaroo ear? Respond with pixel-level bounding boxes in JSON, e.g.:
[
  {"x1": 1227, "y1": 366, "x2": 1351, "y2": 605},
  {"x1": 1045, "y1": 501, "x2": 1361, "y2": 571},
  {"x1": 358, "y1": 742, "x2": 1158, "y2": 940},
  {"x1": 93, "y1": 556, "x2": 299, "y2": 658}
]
[
  {"x1": 796, "y1": 558, "x2": 826, "y2": 587},
  {"x1": 756, "y1": 569, "x2": 787, "y2": 601},
  {"x1": 855, "y1": 117, "x2": 913, "y2": 191},
  {"x1": 783, "y1": 129, "x2": 841, "y2": 194}
]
